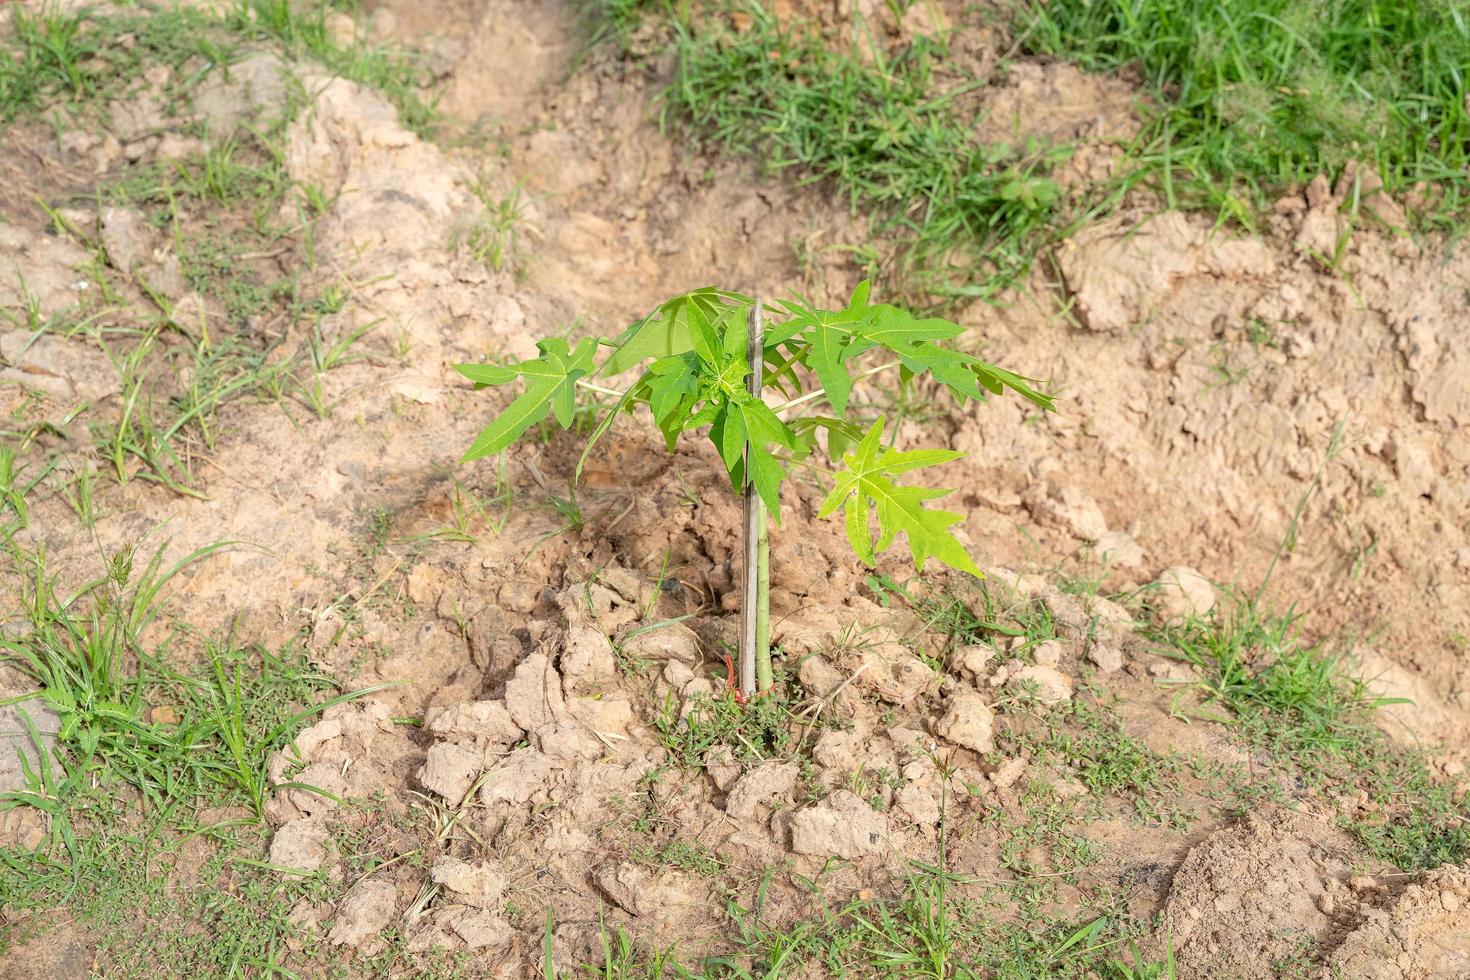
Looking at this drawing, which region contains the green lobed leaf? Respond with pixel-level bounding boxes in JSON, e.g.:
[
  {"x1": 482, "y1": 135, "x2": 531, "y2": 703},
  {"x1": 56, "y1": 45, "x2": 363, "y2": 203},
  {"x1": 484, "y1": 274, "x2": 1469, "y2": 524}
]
[
  {"x1": 457, "y1": 337, "x2": 598, "y2": 462},
  {"x1": 601, "y1": 287, "x2": 752, "y2": 376},
  {"x1": 817, "y1": 416, "x2": 981, "y2": 577}
]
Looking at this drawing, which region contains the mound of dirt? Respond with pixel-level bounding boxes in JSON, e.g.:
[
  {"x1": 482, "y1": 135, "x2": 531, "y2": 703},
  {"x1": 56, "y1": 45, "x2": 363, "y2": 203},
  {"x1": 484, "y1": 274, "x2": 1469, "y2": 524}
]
[
  {"x1": 1152, "y1": 809, "x2": 1470, "y2": 977},
  {"x1": 1326, "y1": 862, "x2": 1470, "y2": 979},
  {"x1": 1153, "y1": 810, "x2": 1375, "y2": 973}
]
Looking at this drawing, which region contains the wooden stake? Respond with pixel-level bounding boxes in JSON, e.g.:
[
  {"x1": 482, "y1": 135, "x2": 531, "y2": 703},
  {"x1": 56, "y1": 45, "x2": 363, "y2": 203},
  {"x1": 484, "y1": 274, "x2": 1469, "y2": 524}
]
[{"x1": 738, "y1": 297, "x2": 765, "y2": 698}]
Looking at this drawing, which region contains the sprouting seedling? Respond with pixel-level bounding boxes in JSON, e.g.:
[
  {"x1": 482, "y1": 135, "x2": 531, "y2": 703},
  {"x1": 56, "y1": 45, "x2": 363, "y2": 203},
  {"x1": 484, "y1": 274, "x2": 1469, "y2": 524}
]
[{"x1": 454, "y1": 282, "x2": 1053, "y2": 697}]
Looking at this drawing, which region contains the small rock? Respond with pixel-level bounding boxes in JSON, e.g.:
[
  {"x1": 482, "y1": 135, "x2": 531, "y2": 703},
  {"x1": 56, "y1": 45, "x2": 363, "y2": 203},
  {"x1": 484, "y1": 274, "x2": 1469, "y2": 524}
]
[
  {"x1": 933, "y1": 691, "x2": 995, "y2": 753},
  {"x1": 570, "y1": 696, "x2": 634, "y2": 737},
  {"x1": 155, "y1": 132, "x2": 205, "y2": 160},
  {"x1": 194, "y1": 53, "x2": 290, "y2": 135},
  {"x1": 1087, "y1": 595, "x2": 1135, "y2": 630},
  {"x1": 0, "y1": 807, "x2": 48, "y2": 851},
  {"x1": 423, "y1": 701, "x2": 523, "y2": 748},
  {"x1": 561, "y1": 625, "x2": 617, "y2": 692},
  {"x1": 662, "y1": 660, "x2": 695, "y2": 691},
  {"x1": 449, "y1": 909, "x2": 513, "y2": 950},
  {"x1": 622, "y1": 623, "x2": 700, "y2": 664},
  {"x1": 796, "y1": 654, "x2": 846, "y2": 698},
  {"x1": 857, "y1": 644, "x2": 937, "y2": 705},
  {"x1": 895, "y1": 782, "x2": 940, "y2": 827},
  {"x1": 1029, "y1": 486, "x2": 1109, "y2": 540},
  {"x1": 286, "y1": 762, "x2": 348, "y2": 817},
  {"x1": 1149, "y1": 660, "x2": 1198, "y2": 682},
  {"x1": 990, "y1": 756, "x2": 1027, "y2": 790},
  {"x1": 1032, "y1": 640, "x2": 1064, "y2": 667},
  {"x1": 900, "y1": 0, "x2": 948, "y2": 39},
  {"x1": 1095, "y1": 529, "x2": 1145, "y2": 569},
  {"x1": 479, "y1": 748, "x2": 555, "y2": 807},
  {"x1": 774, "y1": 605, "x2": 848, "y2": 656},
  {"x1": 405, "y1": 562, "x2": 450, "y2": 606},
  {"x1": 328, "y1": 878, "x2": 397, "y2": 947},
  {"x1": 953, "y1": 644, "x2": 993, "y2": 679},
  {"x1": 535, "y1": 721, "x2": 602, "y2": 762},
  {"x1": 558, "y1": 583, "x2": 637, "y2": 632},
  {"x1": 725, "y1": 760, "x2": 799, "y2": 821},
  {"x1": 498, "y1": 581, "x2": 540, "y2": 614},
  {"x1": 170, "y1": 292, "x2": 213, "y2": 337},
  {"x1": 705, "y1": 749, "x2": 742, "y2": 792},
  {"x1": 100, "y1": 206, "x2": 156, "y2": 272},
  {"x1": 1008, "y1": 665, "x2": 1073, "y2": 706},
  {"x1": 790, "y1": 791, "x2": 888, "y2": 860},
  {"x1": 812, "y1": 729, "x2": 864, "y2": 773},
  {"x1": 0, "y1": 695, "x2": 59, "y2": 794},
  {"x1": 1153, "y1": 567, "x2": 1217, "y2": 620},
  {"x1": 431, "y1": 856, "x2": 506, "y2": 910},
  {"x1": 324, "y1": 10, "x2": 357, "y2": 46}
]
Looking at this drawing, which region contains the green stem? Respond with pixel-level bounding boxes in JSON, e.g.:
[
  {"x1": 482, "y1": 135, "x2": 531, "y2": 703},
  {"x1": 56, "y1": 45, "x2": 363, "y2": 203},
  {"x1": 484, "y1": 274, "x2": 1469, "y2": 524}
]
[{"x1": 754, "y1": 500, "x2": 772, "y2": 692}]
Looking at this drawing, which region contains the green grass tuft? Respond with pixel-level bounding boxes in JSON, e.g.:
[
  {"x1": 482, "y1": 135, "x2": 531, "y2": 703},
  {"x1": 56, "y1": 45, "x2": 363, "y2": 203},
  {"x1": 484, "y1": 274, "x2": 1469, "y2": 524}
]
[
  {"x1": 0, "y1": 1, "x2": 437, "y2": 136},
  {"x1": 1156, "y1": 603, "x2": 1470, "y2": 871},
  {"x1": 663, "y1": 10, "x2": 1070, "y2": 307},
  {"x1": 1017, "y1": 0, "x2": 1470, "y2": 225}
]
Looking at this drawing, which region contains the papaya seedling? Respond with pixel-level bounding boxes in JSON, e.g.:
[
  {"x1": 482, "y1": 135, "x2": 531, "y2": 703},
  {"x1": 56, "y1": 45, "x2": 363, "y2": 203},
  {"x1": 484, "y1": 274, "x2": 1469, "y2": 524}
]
[{"x1": 454, "y1": 282, "x2": 1052, "y2": 696}]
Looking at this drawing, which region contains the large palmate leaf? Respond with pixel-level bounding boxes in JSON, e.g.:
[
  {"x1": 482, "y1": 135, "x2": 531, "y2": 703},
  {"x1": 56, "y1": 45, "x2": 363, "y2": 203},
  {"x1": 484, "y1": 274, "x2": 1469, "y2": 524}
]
[
  {"x1": 600, "y1": 287, "x2": 752, "y2": 377},
  {"x1": 455, "y1": 337, "x2": 598, "y2": 461},
  {"x1": 711, "y1": 392, "x2": 796, "y2": 516},
  {"x1": 773, "y1": 280, "x2": 1055, "y2": 416},
  {"x1": 817, "y1": 416, "x2": 981, "y2": 577}
]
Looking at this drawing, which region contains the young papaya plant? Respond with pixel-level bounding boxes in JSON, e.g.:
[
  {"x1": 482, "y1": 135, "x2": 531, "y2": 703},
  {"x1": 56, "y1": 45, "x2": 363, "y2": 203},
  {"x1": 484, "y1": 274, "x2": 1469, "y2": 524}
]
[{"x1": 454, "y1": 282, "x2": 1053, "y2": 697}]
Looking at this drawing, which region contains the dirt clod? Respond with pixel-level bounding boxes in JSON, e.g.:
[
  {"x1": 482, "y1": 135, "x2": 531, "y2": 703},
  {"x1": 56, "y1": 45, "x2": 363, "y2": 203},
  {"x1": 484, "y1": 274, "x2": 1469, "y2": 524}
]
[
  {"x1": 1325, "y1": 863, "x2": 1470, "y2": 978},
  {"x1": 1154, "y1": 811, "x2": 1366, "y2": 975},
  {"x1": 328, "y1": 878, "x2": 398, "y2": 948},
  {"x1": 790, "y1": 790, "x2": 889, "y2": 859},
  {"x1": 725, "y1": 760, "x2": 799, "y2": 821},
  {"x1": 1152, "y1": 566, "x2": 1217, "y2": 620},
  {"x1": 934, "y1": 690, "x2": 996, "y2": 753},
  {"x1": 268, "y1": 816, "x2": 334, "y2": 872},
  {"x1": 430, "y1": 855, "x2": 507, "y2": 910},
  {"x1": 1008, "y1": 664, "x2": 1073, "y2": 705}
]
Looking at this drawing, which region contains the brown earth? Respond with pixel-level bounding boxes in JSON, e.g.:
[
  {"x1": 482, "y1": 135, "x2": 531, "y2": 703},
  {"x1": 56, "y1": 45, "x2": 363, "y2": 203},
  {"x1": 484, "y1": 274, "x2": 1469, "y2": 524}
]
[{"x1": 1, "y1": 0, "x2": 1468, "y2": 976}]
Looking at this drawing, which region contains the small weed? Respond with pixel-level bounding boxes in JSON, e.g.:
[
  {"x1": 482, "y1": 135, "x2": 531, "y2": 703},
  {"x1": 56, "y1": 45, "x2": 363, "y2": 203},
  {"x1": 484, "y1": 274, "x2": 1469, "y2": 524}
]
[
  {"x1": 0, "y1": 532, "x2": 383, "y2": 970},
  {"x1": 655, "y1": 678, "x2": 797, "y2": 770},
  {"x1": 1010, "y1": 698, "x2": 1194, "y2": 828},
  {"x1": 461, "y1": 181, "x2": 527, "y2": 273},
  {"x1": 0, "y1": 5, "x2": 227, "y2": 122},
  {"x1": 629, "y1": 839, "x2": 727, "y2": 878}
]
